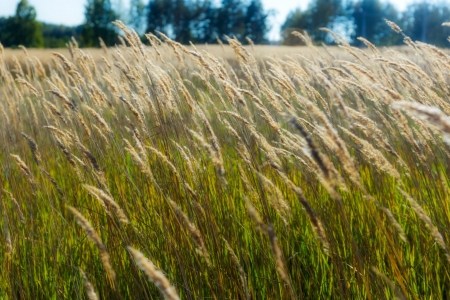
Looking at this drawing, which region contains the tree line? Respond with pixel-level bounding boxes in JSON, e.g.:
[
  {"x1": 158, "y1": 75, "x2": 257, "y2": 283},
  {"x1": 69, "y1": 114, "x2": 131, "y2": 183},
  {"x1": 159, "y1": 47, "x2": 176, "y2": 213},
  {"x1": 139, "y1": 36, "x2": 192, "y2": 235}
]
[
  {"x1": 282, "y1": 0, "x2": 450, "y2": 47},
  {"x1": 0, "y1": 0, "x2": 449, "y2": 48}
]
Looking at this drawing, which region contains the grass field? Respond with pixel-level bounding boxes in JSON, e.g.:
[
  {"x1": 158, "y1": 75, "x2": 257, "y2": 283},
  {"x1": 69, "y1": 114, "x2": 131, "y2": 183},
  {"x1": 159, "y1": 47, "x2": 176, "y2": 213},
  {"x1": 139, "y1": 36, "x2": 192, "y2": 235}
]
[{"x1": 2, "y1": 22, "x2": 450, "y2": 299}]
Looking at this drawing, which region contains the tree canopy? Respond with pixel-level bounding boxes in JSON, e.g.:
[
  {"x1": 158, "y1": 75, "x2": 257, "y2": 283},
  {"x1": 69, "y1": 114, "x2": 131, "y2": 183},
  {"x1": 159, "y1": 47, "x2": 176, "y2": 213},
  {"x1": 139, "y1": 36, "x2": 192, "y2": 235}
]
[
  {"x1": 1, "y1": 0, "x2": 450, "y2": 48},
  {"x1": 0, "y1": 0, "x2": 43, "y2": 48},
  {"x1": 82, "y1": 0, "x2": 118, "y2": 47}
]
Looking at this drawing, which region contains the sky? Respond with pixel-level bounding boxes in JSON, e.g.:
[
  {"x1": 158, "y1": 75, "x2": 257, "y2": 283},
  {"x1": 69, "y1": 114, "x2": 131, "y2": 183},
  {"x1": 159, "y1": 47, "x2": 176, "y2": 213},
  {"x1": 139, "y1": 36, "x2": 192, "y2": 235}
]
[{"x1": 0, "y1": 0, "x2": 423, "y2": 41}]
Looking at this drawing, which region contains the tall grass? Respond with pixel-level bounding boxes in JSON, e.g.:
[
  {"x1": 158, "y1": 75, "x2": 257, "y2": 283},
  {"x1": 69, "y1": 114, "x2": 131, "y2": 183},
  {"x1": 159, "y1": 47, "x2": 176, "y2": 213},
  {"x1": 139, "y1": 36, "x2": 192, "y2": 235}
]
[{"x1": 1, "y1": 20, "x2": 450, "y2": 298}]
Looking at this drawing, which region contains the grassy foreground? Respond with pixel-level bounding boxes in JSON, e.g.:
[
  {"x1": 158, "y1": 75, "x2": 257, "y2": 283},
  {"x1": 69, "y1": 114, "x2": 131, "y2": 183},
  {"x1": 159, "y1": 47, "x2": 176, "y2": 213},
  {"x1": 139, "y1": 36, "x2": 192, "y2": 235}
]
[{"x1": 2, "y1": 21, "x2": 450, "y2": 299}]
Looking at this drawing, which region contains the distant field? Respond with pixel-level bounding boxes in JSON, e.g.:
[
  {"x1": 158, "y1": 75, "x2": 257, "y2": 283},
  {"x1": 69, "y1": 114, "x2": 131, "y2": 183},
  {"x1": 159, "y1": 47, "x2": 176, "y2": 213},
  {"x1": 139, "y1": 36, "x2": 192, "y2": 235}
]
[
  {"x1": 2, "y1": 25, "x2": 450, "y2": 299},
  {"x1": 1, "y1": 44, "x2": 419, "y2": 66}
]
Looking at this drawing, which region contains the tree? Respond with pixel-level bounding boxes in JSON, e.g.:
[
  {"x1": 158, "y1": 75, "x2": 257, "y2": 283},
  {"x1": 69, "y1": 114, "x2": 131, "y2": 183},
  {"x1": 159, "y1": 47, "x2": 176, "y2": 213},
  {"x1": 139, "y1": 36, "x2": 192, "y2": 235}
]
[
  {"x1": 280, "y1": 8, "x2": 308, "y2": 45},
  {"x1": 280, "y1": 0, "x2": 346, "y2": 45},
  {"x1": 42, "y1": 23, "x2": 83, "y2": 48},
  {"x1": 307, "y1": 0, "x2": 344, "y2": 42},
  {"x1": 244, "y1": 0, "x2": 270, "y2": 44},
  {"x1": 82, "y1": 0, "x2": 118, "y2": 47},
  {"x1": 171, "y1": 0, "x2": 195, "y2": 44},
  {"x1": 129, "y1": 0, "x2": 146, "y2": 35},
  {"x1": 146, "y1": 0, "x2": 172, "y2": 35},
  {"x1": 402, "y1": 2, "x2": 450, "y2": 47},
  {"x1": 351, "y1": 0, "x2": 401, "y2": 46},
  {"x1": 190, "y1": 0, "x2": 217, "y2": 44},
  {"x1": 217, "y1": 0, "x2": 246, "y2": 41},
  {"x1": 146, "y1": 0, "x2": 197, "y2": 43},
  {"x1": 145, "y1": 0, "x2": 271, "y2": 45},
  {"x1": 0, "y1": 0, "x2": 43, "y2": 48}
]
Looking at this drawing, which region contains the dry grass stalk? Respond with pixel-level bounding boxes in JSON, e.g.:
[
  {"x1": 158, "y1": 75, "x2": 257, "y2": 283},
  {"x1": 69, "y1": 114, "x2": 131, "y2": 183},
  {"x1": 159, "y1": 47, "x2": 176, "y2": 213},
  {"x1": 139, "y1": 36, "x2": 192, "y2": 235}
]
[
  {"x1": 83, "y1": 185, "x2": 129, "y2": 224},
  {"x1": 254, "y1": 170, "x2": 291, "y2": 222},
  {"x1": 123, "y1": 139, "x2": 155, "y2": 180},
  {"x1": 371, "y1": 267, "x2": 407, "y2": 300},
  {"x1": 48, "y1": 89, "x2": 77, "y2": 112},
  {"x1": 194, "y1": 106, "x2": 223, "y2": 163},
  {"x1": 267, "y1": 225, "x2": 296, "y2": 300},
  {"x1": 172, "y1": 140, "x2": 195, "y2": 175},
  {"x1": 385, "y1": 19, "x2": 403, "y2": 34},
  {"x1": 222, "y1": 237, "x2": 250, "y2": 300},
  {"x1": 380, "y1": 207, "x2": 408, "y2": 244},
  {"x1": 67, "y1": 206, "x2": 116, "y2": 282},
  {"x1": 392, "y1": 101, "x2": 450, "y2": 146},
  {"x1": 289, "y1": 117, "x2": 332, "y2": 180},
  {"x1": 10, "y1": 154, "x2": 36, "y2": 187},
  {"x1": 245, "y1": 198, "x2": 272, "y2": 257},
  {"x1": 127, "y1": 246, "x2": 180, "y2": 300},
  {"x1": 52, "y1": 52, "x2": 75, "y2": 71},
  {"x1": 276, "y1": 170, "x2": 330, "y2": 253},
  {"x1": 92, "y1": 124, "x2": 110, "y2": 147},
  {"x1": 75, "y1": 112, "x2": 92, "y2": 138},
  {"x1": 16, "y1": 77, "x2": 40, "y2": 97},
  {"x1": 21, "y1": 132, "x2": 42, "y2": 166},
  {"x1": 340, "y1": 127, "x2": 400, "y2": 179},
  {"x1": 119, "y1": 96, "x2": 144, "y2": 126},
  {"x1": 357, "y1": 37, "x2": 381, "y2": 56},
  {"x1": 3, "y1": 190, "x2": 25, "y2": 223},
  {"x1": 43, "y1": 100, "x2": 69, "y2": 125},
  {"x1": 4, "y1": 219, "x2": 12, "y2": 253},
  {"x1": 83, "y1": 104, "x2": 111, "y2": 134},
  {"x1": 398, "y1": 188, "x2": 450, "y2": 264},
  {"x1": 147, "y1": 146, "x2": 197, "y2": 197},
  {"x1": 80, "y1": 269, "x2": 99, "y2": 300},
  {"x1": 40, "y1": 169, "x2": 65, "y2": 198},
  {"x1": 75, "y1": 139, "x2": 100, "y2": 171},
  {"x1": 337, "y1": 60, "x2": 377, "y2": 83},
  {"x1": 169, "y1": 200, "x2": 211, "y2": 266},
  {"x1": 189, "y1": 129, "x2": 225, "y2": 176}
]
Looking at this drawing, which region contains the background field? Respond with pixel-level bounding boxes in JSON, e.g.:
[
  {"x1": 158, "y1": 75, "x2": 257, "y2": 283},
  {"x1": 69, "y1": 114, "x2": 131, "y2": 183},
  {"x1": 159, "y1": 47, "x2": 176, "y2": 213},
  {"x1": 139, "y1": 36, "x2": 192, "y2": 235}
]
[{"x1": 2, "y1": 26, "x2": 450, "y2": 299}]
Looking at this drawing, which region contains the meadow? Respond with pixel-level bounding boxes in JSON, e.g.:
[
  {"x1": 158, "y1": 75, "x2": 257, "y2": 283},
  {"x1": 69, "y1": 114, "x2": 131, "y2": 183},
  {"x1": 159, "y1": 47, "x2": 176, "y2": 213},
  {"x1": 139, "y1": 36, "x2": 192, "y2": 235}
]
[{"x1": 1, "y1": 21, "x2": 450, "y2": 299}]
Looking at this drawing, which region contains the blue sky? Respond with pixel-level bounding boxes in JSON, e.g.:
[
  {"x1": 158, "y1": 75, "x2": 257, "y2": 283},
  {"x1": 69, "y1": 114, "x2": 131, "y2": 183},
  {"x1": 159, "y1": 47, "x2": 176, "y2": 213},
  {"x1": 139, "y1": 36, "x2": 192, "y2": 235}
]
[{"x1": 0, "y1": 0, "x2": 421, "y2": 40}]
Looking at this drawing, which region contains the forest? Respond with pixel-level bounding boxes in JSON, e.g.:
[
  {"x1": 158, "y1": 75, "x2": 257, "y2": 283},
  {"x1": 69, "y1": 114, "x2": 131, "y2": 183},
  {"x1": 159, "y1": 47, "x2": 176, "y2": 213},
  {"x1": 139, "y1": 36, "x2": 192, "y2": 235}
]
[{"x1": 0, "y1": 0, "x2": 449, "y2": 48}]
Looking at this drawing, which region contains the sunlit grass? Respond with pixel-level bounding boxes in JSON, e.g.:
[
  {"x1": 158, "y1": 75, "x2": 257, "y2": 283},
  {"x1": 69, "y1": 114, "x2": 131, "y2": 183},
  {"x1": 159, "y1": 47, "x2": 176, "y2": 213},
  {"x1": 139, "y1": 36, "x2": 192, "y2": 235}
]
[{"x1": 1, "y1": 22, "x2": 450, "y2": 299}]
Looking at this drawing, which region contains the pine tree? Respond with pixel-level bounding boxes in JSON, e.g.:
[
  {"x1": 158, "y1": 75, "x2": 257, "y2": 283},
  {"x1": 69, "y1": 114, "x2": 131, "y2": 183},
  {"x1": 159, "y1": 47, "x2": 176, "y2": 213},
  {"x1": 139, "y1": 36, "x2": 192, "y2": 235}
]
[
  {"x1": 190, "y1": 0, "x2": 217, "y2": 43},
  {"x1": 82, "y1": 0, "x2": 118, "y2": 47},
  {"x1": 146, "y1": 0, "x2": 172, "y2": 35},
  {"x1": 217, "y1": 0, "x2": 246, "y2": 41},
  {"x1": 352, "y1": 0, "x2": 400, "y2": 46},
  {"x1": 2, "y1": 0, "x2": 43, "y2": 48},
  {"x1": 172, "y1": 0, "x2": 194, "y2": 44},
  {"x1": 280, "y1": 8, "x2": 308, "y2": 45},
  {"x1": 245, "y1": 0, "x2": 270, "y2": 44},
  {"x1": 307, "y1": 0, "x2": 343, "y2": 42},
  {"x1": 402, "y1": 2, "x2": 450, "y2": 47}
]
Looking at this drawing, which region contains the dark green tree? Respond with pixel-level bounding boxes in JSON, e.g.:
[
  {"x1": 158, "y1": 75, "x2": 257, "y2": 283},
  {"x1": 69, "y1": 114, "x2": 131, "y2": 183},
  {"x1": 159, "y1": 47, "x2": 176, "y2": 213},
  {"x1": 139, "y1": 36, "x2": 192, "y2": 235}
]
[
  {"x1": 280, "y1": 0, "x2": 347, "y2": 45},
  {"x1": 244, "y1": 0, "x2": 270, "y2": 44},
  {"x1": 146, "y1": 0, "x2": 172, "y2": 35},
  {"x1": 171, "y1": 0, "x2": 195, "y2": 44},
  {"x1": 0, "y1": 0, "x2": 43, "y2": 48},
  {"x1": 402, "y1": 2, "x2": 450, "y2": 47},
  {"x1": 217, "y1": 0, "x2": 246, "y2": 41},
  {"x1": 307, "y1": 0, "x2": 344, "y2": 42},
  {"x1": 42, "y1": 23, "x2": 83, "y2": 48},
  {"x1": 146, "y1": 0, "x2": 199, "y2": 43},
  {"x1": 281, "y1": 9, "x2": 309, "y2": 45},
  {"x1": 145, "y1": 0, "x2": 271, "y2": 44},
  {"x1": 351, "y1": 0, "x2": 401, "y2": 46},
  {"x1": 82, "y1": 0, "x2": 118, "y2": 47},
  {"x1": 190, "y1": 0, "x2": 217, "y2": 43}
]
